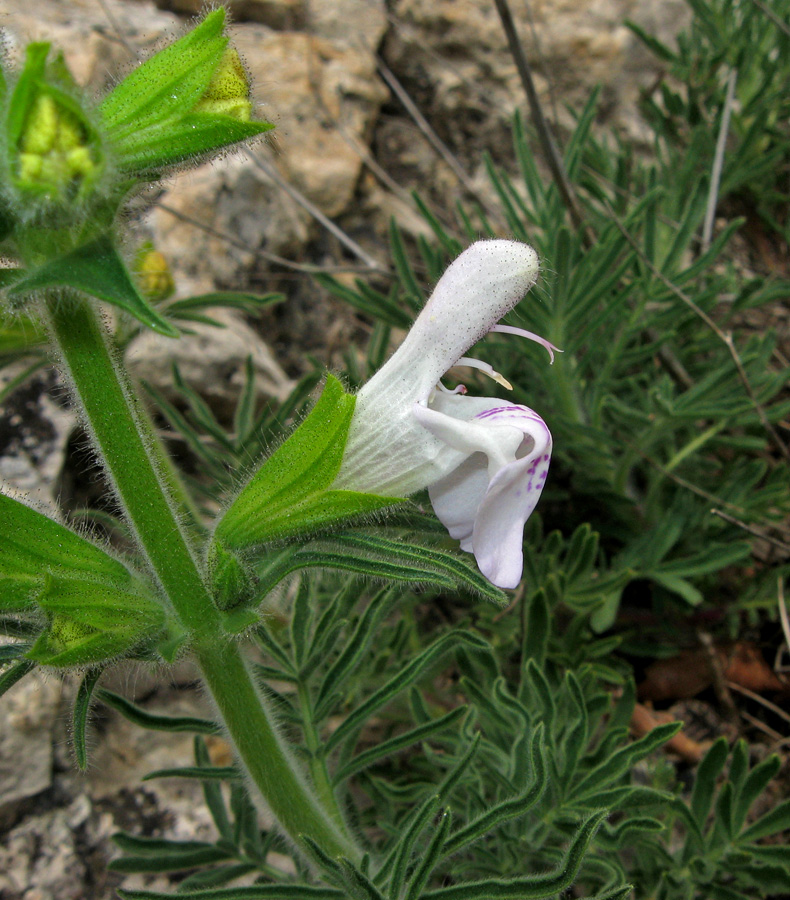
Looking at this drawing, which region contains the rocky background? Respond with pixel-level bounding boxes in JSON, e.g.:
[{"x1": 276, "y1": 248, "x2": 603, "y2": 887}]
[{"x1": 0, "y1": 1, "x2": 690, "y2": 896}]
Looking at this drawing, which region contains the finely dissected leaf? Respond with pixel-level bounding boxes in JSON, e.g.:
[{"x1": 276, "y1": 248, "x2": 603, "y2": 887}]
[
  {"x1": 72, "y1": 667, "x2": 102, "y2": 771},
  {"x1": 583, "y1": 888, "x2": 633, "y2": 900},
  {"x1": 194, "y1": 736, "x2": 233, "y2": 842},
  {"x1": 109, "y1": 842, "x2": 235, "y2": 873},
  {"x1": 325, "y1": 631, "x2": 489, "y2": 753},
  {"x1": 230, "y1": 781, "x2": 265, "y2": 860},
  {"x1": 522, "y1": 589, "x2": 549, "y2": 666},
  {"x1": 691, "y1": 736, "x2": 729, "y2": 826},
  {"x1": 423, "y1": 811, "x2": 607, "y2": 899},
  {"x1": 166, "y1": 292, "x2": 285, "y2": 315},
  {"x1": 524, "y1": 659, "x2": 555, "y2": 730},
  {"x1": 118, "y1": 887, "x2": 344, "y2": 899},
  {"x1": 113, "y1": 834, "x2": 229, "y2": 856},
  {"x1": 574, "y1": 722, "x2": 681, "y2": 800},
  {"x1": 330, "y1": 533, "x2": 507, "y2": 605},
  {"x1": 404, "y1": 809, "x2": 452, "y2": 900},
  {"x1": 442, "y1": 726, "x2": 547, "y2": 856},
  {"x1": 0, "y1": 659, "x2": 35, "y2": 698},
  {"x1": 142, "y1": 766, "x2": 241, "y2": 782},
  {"x1": 313, "y1": 273, "x2": 412, "y2": 329},
  {"x1": 0, "y1": 491, "x2": 134, "y2": 610},
  {"x1": 174, "y1": 864, "x2": 261, "y2": 892},
  {"x1": 560, "y1": 670, "x2": 589, "y2": 784},
  {"x1": 732, "y1": 754, "x2": 782, "y2": 834},
  {"x1": 338, "y1": 858, "x2": 387, "y2": 900},
  {"x1": 98, "y1": 689, "x2": 220, "y2": 734},
  {"x1": 744, "y1": 844, "x2": 790, "y2": 866},
  {"x1": 740, "y1": 797, "x2": 790, "y2": 843},
  {"x1": 333, "y1": 706, "x2": 468, "y2": 784},
  {"x1": 385, "y1": 794, "x2": 441, "y2": 899},
  {"x1": 9, "y1": 235, "x2": 178, "y2": 336},
  {"x1": 255, "y1": 546, "x2": 455, "y2": 599},
  {"x1": 217, "y1": 376, "x2": 400, "y2": 547},
  {"x1": 316, "y1": 589, "x2": 393, "y2": 714},
  {"x1": 0, "y1": 642, "x2": 31, "y2": 663},
  {"x1": 378, "y1": 735, "x2": 480, "y2": 891}
]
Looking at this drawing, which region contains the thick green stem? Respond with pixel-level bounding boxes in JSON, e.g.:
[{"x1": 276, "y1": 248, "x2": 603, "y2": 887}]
[
  {"x1": 46, "y1": 294, "x2": 359, "y2": 861},
  {"x1": 199, "y1": 640, "x2": 358, "y2": 860}
]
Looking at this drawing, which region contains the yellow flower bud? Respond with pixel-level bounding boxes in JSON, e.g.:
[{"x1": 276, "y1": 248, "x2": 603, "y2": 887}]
[
  {"x1": 134, "y1": 245, "x2": 175, "y2": 302},
  {"x1": 193, "y1": 47, "x2": 252, "y2": 122},
  {"x1": 16, "y1": 89, "x2": 100, "y2": 197}
]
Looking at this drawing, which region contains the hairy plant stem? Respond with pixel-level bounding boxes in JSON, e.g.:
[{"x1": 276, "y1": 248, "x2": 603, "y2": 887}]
[{"x1": 46, "y1": 293, "x2": 360, "y2": 862}]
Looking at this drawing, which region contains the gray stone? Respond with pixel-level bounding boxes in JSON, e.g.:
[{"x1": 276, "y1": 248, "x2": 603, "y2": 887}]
[
  {"x1": 127, "y1": 307, "x2": 294, "y2": 417},
  {"x1": 0, "y1": 672, "x2": 61, "y2": 824}
]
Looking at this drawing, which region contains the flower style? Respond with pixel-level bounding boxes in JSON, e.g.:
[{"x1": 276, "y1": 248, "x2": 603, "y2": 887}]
[{"x1": 333, "y1": 240, "x2": 557, "y2": 589}]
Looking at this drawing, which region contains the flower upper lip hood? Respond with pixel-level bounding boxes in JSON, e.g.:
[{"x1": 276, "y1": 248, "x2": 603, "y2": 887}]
[{"x1": 334, "y1": 240, "x2": 556, "y2": 589}]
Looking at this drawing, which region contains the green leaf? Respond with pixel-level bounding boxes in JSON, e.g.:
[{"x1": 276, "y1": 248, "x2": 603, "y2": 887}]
[
  {"x1": 0, "y1": 659, "x2": 35, "y2": 699},
  {"x1": 404, "y1": 809, "x2": 452, "y2": 900},
  {"x1": 740, "y1": 798, "x2": 790, "y2": 842},
  {"x1": 649, "y1": 572, "x2": 703, "y2": 606},
  {"x1": 98, "y1": 689, "x2": 220, "y2": 735},
  {"x1": 441, "y1": 726, "x2": 547, "y2": 856},
  {"x1": 110, "y1": 841, "x2": 234, "y2": 873},
  {"x1": 574, "y1": 722, "x2": 682, "y2": 800},
  {"x1": 174, "y1": 864, "x2": 261, "y2": 892},
  {"x1": 194, "y1": 736, "x2": 233, "y2": 842},
  {"x1": 8, "y1": 234, "x2": 178, "y2": 336},
  {"x1": 691, "y1": 737, "x2": 729, "y2": 827},
  {"x1": 142, "y1": 766, "x2": 241, "y2": 782},
  {"x1": 165, "y1": 291, "x2": 285, "y2": 314},
  {"x1": 73, "y1": 667, "x2": 102, "y2": 771},
  {"x1": 624, "y1": 20, "x2": 679, "y2": 62},
  {"x1": 33, "y1": 573, "x2": 164, "y2": 634},
  {"x1": 217, "y1": 376, "x2": 400, "y2": 547},
  {"x1": 325, "y1": 630, "x2": 489, "y2": 753},
  {"x1": 316, "y1": 589, "x2": 392, "y2": 714},
  {"x1": 422, "y1": 810, "x2": 607, "y2": 899},
  {"x1": 733, "y1": 754, "x2": 781, "y2": 834},
  {"x1": 117, "y1": 887, "x2": 343, "y2": 899},
  {"x1": 333, "y1": 706, "x2": 468, "y2": 783}
]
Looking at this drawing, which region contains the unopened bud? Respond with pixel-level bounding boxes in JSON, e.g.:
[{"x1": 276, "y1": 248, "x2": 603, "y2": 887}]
[
  {"x1": 134, "y1": 245, "x2": 175, "y2": 302},
  {"x1": 7, "y1": 44, "x2": 103, "y2": 204},
  {"x1": 193, "y1": 47, "x2": 252, "y2": 122}
]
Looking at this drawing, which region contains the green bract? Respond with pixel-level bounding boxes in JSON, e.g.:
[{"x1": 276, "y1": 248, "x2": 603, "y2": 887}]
[
  {"x1": 215, "y1": 375, "x2": 401, "y2": 549},
  {"x1": 99, "y1": 8, "x2": 272, "y2": 174},
  {"x1": 0, "y1": 492, "x2": 165, "y2": 666},
  {"x1": 28, "y1": 574, "x2": 166, "y2": 667},
  {"x1": 0, "y1": 491, "x2": 134, "y2": 611}
]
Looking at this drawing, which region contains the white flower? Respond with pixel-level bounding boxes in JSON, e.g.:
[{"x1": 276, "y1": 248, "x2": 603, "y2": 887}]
[{"x1": 333, "y1": 240, "x2": 556, "y2": 589}]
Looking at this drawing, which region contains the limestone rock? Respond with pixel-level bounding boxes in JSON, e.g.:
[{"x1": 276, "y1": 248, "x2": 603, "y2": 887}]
[
  {"x1": 237, "y1": 25, "x2": 388, "y2": 218},
  {"x1": 127, "y1": 307, "x2": 294, "y2": 416},
  {"x1": 153, "y1": 0, "x2": 306, "y2": 30},
  {"x1": 0, "y1": 368, "x2": 75, "y2": 509},
  {"x1": 384, "y1": 0, "x2": 692, "y2": 161},
  {"x1": 0, "y1": 672, "x2": 61, "y2": 826}
]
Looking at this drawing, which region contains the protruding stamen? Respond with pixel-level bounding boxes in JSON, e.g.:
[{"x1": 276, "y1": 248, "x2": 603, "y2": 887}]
[
  {"x1": 437, "y1": 381, "x2": 468, "y2": 395},
  {"x1": 455, "y1": 357, "x2": 513, "y2": 390},
  {"x1": 489, "y1": 324, "x2": 562, "y2": 364}
]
